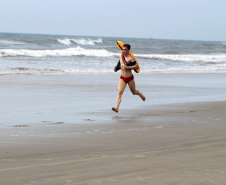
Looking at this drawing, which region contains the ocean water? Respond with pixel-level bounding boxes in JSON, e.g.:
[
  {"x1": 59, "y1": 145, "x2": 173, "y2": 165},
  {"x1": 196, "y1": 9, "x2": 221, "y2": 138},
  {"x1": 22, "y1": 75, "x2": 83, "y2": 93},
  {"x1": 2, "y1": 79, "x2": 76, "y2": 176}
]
[
  {"x1": 1, "y1": 32, "x2": 226, "y2": 75},
  {"x1": 1, "y1": 32, "x2": 226, "y2": 125}
]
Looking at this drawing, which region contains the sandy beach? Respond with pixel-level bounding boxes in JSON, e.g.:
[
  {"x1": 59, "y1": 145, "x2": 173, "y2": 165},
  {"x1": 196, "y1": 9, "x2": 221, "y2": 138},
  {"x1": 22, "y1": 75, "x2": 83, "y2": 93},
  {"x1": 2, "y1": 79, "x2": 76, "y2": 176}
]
[{"x1": 0, "y1": 100, "x2": 226, "y2": 185}]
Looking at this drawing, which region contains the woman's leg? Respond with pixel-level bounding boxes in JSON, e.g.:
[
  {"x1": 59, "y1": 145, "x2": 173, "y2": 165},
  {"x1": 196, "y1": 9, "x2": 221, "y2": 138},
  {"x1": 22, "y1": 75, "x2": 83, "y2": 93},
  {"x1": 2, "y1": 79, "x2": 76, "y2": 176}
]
[
  {"x1": 112, "y1": 79, "x2": 127, "y2": 112},
  {"x1": 128, "y1": 80, "x2": 146, "y2": 101}
]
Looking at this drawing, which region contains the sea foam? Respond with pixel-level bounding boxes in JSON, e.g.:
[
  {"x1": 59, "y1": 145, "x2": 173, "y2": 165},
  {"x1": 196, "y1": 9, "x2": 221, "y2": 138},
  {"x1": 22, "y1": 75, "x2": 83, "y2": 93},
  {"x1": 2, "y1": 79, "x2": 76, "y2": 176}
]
[
  {"x1": 1, "y1": 47, "x2": 226, "y2": 63},
  {"x1": 0, "y1": 47, "x2": 115, "y2": 57},
  {"x1": 136, "y1": 53, "x2": 226, "y2": 62}
]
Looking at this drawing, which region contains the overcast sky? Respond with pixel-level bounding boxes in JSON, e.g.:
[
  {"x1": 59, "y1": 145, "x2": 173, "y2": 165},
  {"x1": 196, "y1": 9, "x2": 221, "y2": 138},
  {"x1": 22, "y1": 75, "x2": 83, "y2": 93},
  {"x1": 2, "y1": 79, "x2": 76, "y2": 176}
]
[{"x1": 1, "y1": 0, "x2": 226, "y2": 41}]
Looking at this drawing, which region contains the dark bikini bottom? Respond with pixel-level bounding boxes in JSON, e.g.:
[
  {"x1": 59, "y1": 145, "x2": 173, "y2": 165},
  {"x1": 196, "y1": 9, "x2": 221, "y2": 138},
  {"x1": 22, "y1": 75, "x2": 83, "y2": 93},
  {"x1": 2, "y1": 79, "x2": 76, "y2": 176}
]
[{"x1": 120, "y1": 75, "x2": 134, "y2": 84}]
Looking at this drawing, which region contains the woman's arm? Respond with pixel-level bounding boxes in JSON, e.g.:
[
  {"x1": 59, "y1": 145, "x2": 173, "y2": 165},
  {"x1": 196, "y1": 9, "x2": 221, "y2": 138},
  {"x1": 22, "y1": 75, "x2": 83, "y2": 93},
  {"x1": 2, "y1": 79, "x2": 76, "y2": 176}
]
[
  {"x1": 124, "y1": 56, "x2": 139, "y2": 70},
  {"x1": 124, "y1": 61, "x2": 139, "y2": 70}
]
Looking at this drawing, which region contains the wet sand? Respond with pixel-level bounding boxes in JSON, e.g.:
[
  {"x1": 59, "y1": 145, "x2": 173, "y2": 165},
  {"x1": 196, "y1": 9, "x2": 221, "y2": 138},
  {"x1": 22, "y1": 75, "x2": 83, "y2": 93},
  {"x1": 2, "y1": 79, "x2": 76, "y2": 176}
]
[
  {"x1": 1, "y1": 73, "x2": 226, "y2": 125},
  {"x1": 1, "y1": 101, "x2": 226, "y2": 185}
]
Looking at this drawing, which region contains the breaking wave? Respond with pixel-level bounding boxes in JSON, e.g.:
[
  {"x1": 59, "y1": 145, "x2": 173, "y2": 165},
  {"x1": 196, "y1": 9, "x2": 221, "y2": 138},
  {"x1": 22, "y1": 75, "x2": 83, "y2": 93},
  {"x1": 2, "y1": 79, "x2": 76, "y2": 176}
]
[
  {"x1": 0, "y1": 46, "x2": 226, "y2": 62},
  {"x1": 1, "y1": 47, "x2": 226, "y2": 63},
  {"x1": 0, "y1": 47, "x2": 115, "y2": 57},
  {"x1": 56, "y1": 38, "x2": 102, "y2": 46}
]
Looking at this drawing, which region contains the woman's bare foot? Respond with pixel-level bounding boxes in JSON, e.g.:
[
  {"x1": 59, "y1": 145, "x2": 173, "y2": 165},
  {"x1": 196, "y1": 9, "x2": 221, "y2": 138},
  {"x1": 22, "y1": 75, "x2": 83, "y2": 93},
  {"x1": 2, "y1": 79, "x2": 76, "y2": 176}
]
[
  {"x1": 140, "y1": 93, "x2": 146, "y2": 101},
  {"x1": 112, "y1": 107, "x2": 118, "y2": 113}
]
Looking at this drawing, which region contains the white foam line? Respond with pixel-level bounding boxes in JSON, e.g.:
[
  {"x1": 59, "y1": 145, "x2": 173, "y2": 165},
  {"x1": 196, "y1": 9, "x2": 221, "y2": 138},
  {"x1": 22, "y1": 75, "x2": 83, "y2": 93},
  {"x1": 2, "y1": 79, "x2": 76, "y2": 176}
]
[{"x1": 0, "y1": 47, "x2": 115, "y2": 57}]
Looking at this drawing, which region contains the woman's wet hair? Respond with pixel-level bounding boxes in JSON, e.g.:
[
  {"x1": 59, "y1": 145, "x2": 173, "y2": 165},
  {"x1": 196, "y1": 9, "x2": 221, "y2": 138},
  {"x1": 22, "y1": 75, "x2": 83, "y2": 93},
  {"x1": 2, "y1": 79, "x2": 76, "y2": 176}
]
[{"x1": 123, "y1": 44, "x2": 131, "y2": 50}]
